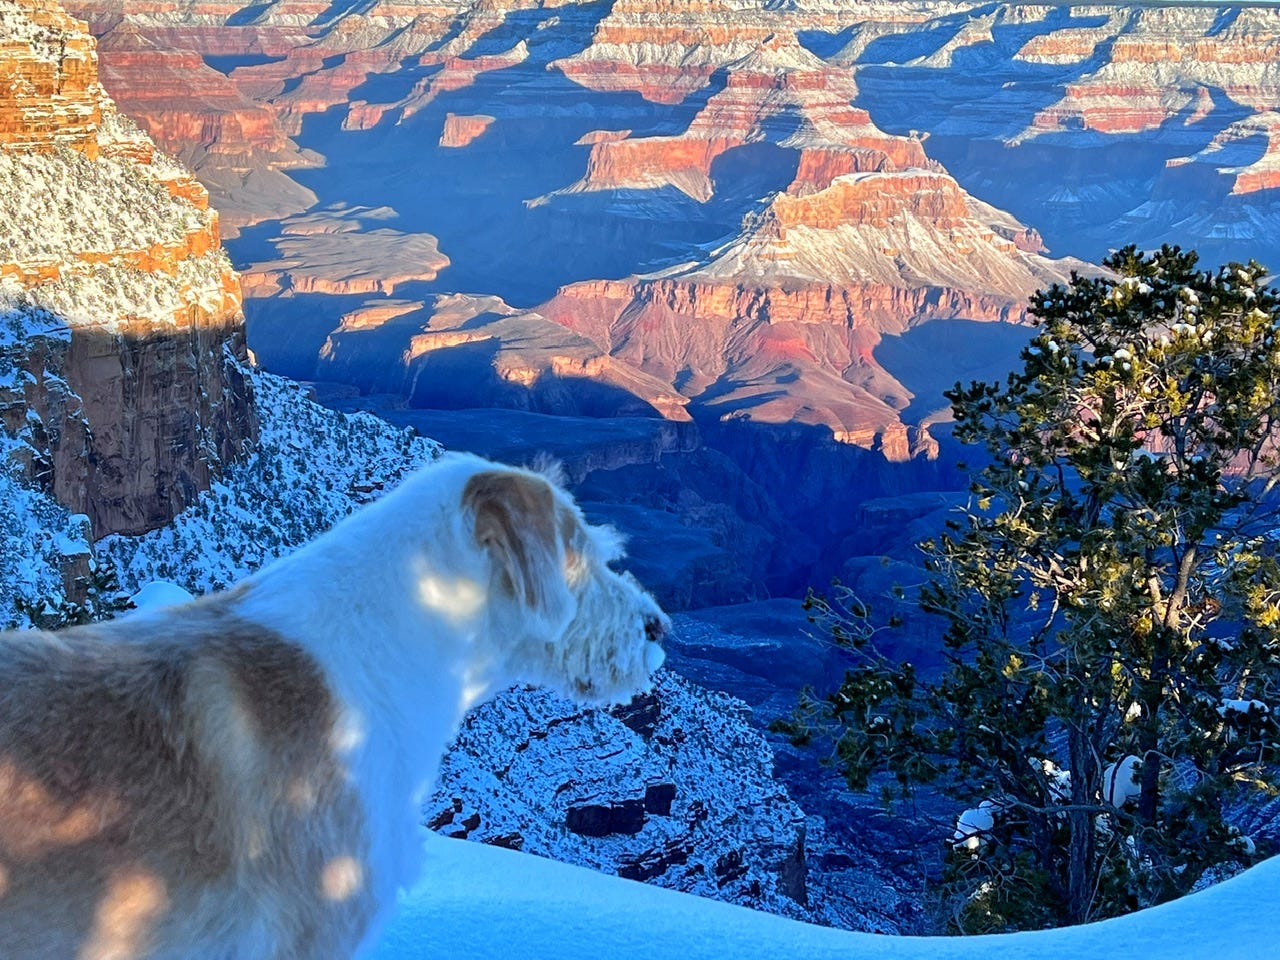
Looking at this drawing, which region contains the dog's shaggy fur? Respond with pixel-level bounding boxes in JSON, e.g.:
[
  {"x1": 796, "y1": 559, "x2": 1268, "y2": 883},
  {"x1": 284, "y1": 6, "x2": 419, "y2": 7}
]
[{"x1": 0, "y1": 453, "x2": 668, "y2": 959}]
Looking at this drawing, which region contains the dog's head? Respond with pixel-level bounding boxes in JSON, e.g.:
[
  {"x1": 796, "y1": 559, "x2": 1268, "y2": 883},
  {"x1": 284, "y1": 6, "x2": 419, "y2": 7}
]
[{"x1": 458, "y1": 458, "x2": 668, "y2": 706}]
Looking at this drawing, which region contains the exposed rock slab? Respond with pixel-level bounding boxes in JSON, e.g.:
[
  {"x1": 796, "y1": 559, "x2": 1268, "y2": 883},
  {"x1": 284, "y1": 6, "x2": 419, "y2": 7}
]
[
  {"x1": 241, "y1": 204, "x2": 449, "y2": 297},
  {"x1": 316, "y1": 292, "x2": 689, "y2": 420}
]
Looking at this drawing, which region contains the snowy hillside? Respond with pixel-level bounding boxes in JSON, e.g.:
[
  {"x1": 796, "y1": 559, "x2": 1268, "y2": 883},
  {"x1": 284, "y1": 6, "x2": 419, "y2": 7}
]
[
  {"x1": 373, "y1": 833, "x2": 1272, "y2": 960},
  {"x1": 429, "y1": 674, "x2": 818, "y2": 923},
  {"x1": 98, "y1": 368, "x2": 441, "y2": 593},
  {"x1": 0, "y1": 306, "x2": 93, "y2": 627}
]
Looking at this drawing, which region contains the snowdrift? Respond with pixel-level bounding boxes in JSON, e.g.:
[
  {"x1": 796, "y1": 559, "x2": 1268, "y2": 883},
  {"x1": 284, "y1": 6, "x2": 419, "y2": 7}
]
[{"x1": 374, "y1": 834, "x2": 1269, "y2": 960}]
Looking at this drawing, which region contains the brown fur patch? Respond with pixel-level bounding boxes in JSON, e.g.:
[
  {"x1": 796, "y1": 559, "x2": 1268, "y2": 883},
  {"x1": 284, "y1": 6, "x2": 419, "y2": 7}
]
[
  {"x1": 463, "y1": 470, "x2": 560, "y2": 608},
  {"x1": 0, "y1": 596, "x2": 375, "y2": 959}
]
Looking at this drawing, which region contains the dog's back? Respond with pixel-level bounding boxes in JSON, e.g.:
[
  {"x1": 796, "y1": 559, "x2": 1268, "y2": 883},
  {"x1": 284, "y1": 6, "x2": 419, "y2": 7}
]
[{"x1": 0, "y1": 597, "x2": 375, "y2": 959}]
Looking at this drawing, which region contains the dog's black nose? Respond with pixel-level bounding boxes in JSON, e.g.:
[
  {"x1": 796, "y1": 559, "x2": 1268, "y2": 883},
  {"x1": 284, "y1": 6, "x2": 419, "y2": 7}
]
[{"x1": 644, "y1": 615, "x2": 666, "y2": 646}]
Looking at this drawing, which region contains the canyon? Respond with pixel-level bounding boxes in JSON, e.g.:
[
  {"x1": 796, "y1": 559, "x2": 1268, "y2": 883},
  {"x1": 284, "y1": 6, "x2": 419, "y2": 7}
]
[
  {"x1": 61, "y1": 0, "x2": 1071, "y2": 452},
  {"x1": 0, "y1": 6, "x2": 848, "y2": 918},
  {"x1": 56, "y1": 1, "x2": 1280, "y2": 460},
  {"x1": 43, "y1": 0, "x2": 1280, "y2": 609},
  {"x1": 8, "y1": 0, "x2": 1279, "y2": 927},
  {"x1": 850, "y1": 3, "x2": 1280, "y2": 269},
  {"x1": 14, "y1": 0, "x2": 1268, "y2": 612}
]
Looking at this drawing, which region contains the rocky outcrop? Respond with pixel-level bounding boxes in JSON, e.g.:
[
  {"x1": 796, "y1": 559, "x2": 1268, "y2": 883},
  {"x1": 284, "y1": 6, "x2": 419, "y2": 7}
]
[
  {"x1": 352, "y1": 43, "x2": 532, "y2": 131},
  {"x1": 0, "y1": 0, "x2": 256, "y2": 537},
  {"x1": 1019, "y1": 7, "x2": 1280, "y2": 139},
  {"x1": 91, "y1": 23, "x2": 292, "y2": 159},
  {"x1": 556, "y1": 32, "x2": 932, "y2": 204},
  {"x1": 0, "y1": 316, "x2": 99, "y2": 627},
  {"x1": 539, "y1": 162, "x2": 1073, "y2": 457},
  {"x1": 426, "y1": 673, "x2": 814, "y2": 918},
  {"x1": 1169, "y1": 112, "x2": 1280, "y2": 196},
  {"x1": 240, "y1": 205, "x2": 449, "y2": 298},
  {"x1": 440, "y1": 113, "x2": 495, "y2": 148},
  {"x1": 315, "y1": 292, "x2": 690, "y2": 421},
  {"x1": 851, "y1": 3, "x2": 1280, "y2": 268},
  {"x1": 0, "y1": 0, "x2": 100, "y2": 155},
  {"x1": 552, "y1": 0, "x2": 961, "y2": 104},
  {"x1": 80, "y1": 21, "x2": 316, "y2": 236}
]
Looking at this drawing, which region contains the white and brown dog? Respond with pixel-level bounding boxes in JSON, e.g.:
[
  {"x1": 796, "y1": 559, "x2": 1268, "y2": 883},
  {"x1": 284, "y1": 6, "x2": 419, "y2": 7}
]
[{"x1": 0, "y1": 452, "x2": 668, "y2": 959}]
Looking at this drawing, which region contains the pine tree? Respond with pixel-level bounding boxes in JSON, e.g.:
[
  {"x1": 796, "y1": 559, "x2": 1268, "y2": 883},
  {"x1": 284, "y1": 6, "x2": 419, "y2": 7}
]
[{"x1": 782, "y1": 247, "x2": 1280, "y2": 930}]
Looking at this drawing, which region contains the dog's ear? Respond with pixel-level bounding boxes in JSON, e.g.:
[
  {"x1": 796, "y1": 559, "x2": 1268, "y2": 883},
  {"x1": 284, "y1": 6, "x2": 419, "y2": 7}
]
[{"x1": 463, "y1": 470, "x2": 565, "y2": 613}]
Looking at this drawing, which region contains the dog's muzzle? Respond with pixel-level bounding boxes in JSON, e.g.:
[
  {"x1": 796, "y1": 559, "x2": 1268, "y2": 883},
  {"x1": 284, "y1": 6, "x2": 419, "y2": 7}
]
[{"x1": 644, "y1": 614, "x2": 667, "y2": 646}]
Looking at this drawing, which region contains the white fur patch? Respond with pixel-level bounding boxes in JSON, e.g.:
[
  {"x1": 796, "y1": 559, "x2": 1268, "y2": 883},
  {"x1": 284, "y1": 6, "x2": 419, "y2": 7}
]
[{"x1": 230, "y1": 451, "x2": 668, "y2": 955}]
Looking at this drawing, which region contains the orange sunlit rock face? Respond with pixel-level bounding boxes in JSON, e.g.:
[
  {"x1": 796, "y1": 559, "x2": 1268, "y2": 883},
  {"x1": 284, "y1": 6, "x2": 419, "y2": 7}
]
[
  {"x1": 0, "y1": 0, "x2": 102, "y2": 156},
  {"x1": 0, "y1": 0, "x2": 257, "y2": 536}
]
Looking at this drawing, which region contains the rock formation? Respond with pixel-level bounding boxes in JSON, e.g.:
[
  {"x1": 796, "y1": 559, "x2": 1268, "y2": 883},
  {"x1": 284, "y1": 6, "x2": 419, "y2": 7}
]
[
  {"x1": 85, "y1": 21, "x2": 315, "y2": 237},
  {"x1": 440, "y1": 113, "x2": 495, "y2": 148},
  {"x1": 240, "y1": 205, "x2": 450, "y2": 298},
  {"x1": 553, "y1": 31, "x2": 934, "y2": 203},
  {"x1": 538, "y1": 31, "x2": 1075, "y2": 456},
  {"x1": 848, "y1": 2, "x2": 1280, "y2": 268},
  {"x1": 1168, "y1": 112, "x2": 1280, "y2": 197},
  {"x1": 1015, "y1": 6, "x2": 1280, "y2": 140},
  {"x1": 315, "y1": 291, "x2": 690, "y2": 420},
  {"x1": 0, "y1": 0, "x2": 256, "y2": 538},
  {"x1": 49, "y1": 0, "x2": 1280, "y2": 462},
  {"x1": 552, "y1": 0, "x2": 962, "y2": 104},
  {"x1": 427, "y1": 673, "x2": 815, "y2": 919}
]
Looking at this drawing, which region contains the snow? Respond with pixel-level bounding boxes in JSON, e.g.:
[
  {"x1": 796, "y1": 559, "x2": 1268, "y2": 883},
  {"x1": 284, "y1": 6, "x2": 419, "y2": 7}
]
[
  {"x1": 0, "y1": 148, "x2": 204, "y2": 263},
  {"x1": 371, "y1": 833, "x2": 1275, "y2": 960},
  {"x1": 1218, "y1": 698, "x2": 1269, "y2": 717},
  {"x1": 98, "y1": 369, "x2": 441, "y2": 594},
  {"x1": 127, "y1": 579, "x2": 194, "y2": 611},
  {"x1": 0, "y1": 465, "x2": 91, "y2": 628},
  {"x1": 1102, "y1": 755, "x2": 1142, "y2": 807},
  {"x1": 0, "y1": 309, "x2": 93, "y2": 627},
  {"x1": 953, "y1": 799, "x2": 999, "y2": 850}
]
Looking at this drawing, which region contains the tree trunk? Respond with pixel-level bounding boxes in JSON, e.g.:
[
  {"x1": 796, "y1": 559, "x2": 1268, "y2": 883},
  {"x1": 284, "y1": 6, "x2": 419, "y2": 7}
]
[
  {"x1": 1138, "y1": 627, "x2": 1172, "y2": 824},
  {"x1": 1067, "y1": 716, "x2": 1097, "y2": 923}
]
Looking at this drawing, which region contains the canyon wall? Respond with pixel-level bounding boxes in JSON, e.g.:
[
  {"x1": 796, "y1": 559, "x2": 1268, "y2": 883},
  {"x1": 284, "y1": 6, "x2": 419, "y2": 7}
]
[
  {"x1": 0, "y1": 0, "x2": 256, "y2": 538},
  {"x1": 46, "y1": 0, "x2": 1280, "y2": 471},
  {"x1": 848, "y1": 2, "x2": 1280, "y2": 268}
]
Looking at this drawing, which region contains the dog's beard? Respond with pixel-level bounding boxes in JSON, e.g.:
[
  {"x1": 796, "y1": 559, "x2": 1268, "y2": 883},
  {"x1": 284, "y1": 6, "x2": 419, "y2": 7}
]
[{"x1": 535, "y1": 578, "x2": 666, "y2": 707}]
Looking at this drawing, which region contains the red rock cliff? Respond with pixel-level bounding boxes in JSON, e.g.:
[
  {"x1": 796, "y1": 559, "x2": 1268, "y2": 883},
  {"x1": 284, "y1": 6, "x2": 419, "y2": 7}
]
[
  {"x1": 0, "y1": 0, "x2": 257, "y2": 537},
  {"x1": 0, "y1": 0, "x2": 101, "y2": 155}
]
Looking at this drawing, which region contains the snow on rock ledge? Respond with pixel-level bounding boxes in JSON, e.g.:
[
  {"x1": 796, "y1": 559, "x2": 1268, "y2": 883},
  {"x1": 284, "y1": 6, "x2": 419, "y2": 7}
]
[{"x1": 428, "y1": 671, "x2": 814, "y2": 920}]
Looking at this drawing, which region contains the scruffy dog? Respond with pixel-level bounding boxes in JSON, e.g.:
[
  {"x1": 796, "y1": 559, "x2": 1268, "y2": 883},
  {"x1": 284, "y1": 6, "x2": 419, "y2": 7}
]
[{"x1": 0, "y1": 453, "x2": 668, "y2": 959}]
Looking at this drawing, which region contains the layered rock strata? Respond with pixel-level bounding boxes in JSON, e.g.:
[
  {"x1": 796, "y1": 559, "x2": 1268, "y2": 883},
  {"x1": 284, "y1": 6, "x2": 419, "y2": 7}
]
[
  {"x1": 553, "y1": 0, "x2": 967, "y2": 103},
  {"x1": 316, "y1": 292, "x2": 690, "y2": 420},
  {"x1": 0, "y1": 0, "x2": 255, "y2": 537},
  {"x1": 241, "y1": 205, "x2": 450, "y2": 298},
  {"x1": 555, "y1": 32, "x2": 934, "y2": 203},
  {"x1": 848, "y1": 3, "x2": 1280, "y2": 266},
  {"x1": 540, "y1": 33, "x2": 1075, "y2": 457},
  {"x1": 52, "y1": 0, "x2": 1130, "y2": 460},
  {"x1": 1017, "y1": 6, "x2": 1280, "y2": 140},
  {"x1": 86, "y1": 21, "x2": 315, "y2": 236}
]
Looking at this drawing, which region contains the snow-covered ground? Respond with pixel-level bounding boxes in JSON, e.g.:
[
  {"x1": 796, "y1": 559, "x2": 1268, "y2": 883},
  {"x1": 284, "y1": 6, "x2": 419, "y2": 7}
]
[
  {"x1": 99, "y1": 370, "x2": 440, "y2": 594},
  {"x1": 374, "y1": 835, "x2": 1271, "y2": 960}
]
